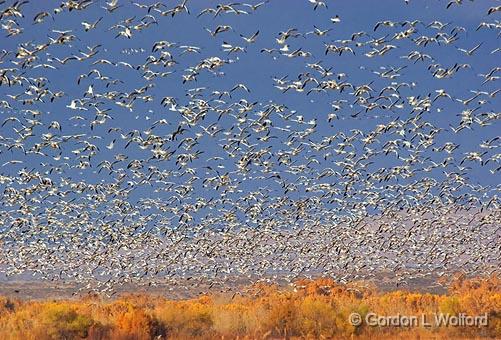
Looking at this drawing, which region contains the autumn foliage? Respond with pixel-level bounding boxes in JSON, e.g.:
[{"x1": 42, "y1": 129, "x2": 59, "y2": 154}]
[{"x1": 0, "y1": 276, "x2": 499, "y2": 339}]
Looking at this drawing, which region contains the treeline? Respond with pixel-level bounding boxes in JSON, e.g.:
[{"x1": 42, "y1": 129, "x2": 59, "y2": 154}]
[{"x1": 0, "y1": 276, "x2": 499, "y2": 339}]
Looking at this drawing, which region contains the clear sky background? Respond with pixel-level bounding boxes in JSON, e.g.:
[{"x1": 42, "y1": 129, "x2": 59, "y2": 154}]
[{"x1": 0, "y1": 0, "x2": 499, "y2": 228}]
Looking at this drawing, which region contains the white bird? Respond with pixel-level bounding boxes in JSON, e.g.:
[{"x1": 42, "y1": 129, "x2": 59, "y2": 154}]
[{"x1": 81, "y1": 17, "x2": 103, "y2": 32}]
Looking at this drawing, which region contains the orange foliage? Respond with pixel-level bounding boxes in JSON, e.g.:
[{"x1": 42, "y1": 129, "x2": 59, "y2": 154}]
[{"x1": 0, "y1": 275, "x2": 499, "y2": 339}]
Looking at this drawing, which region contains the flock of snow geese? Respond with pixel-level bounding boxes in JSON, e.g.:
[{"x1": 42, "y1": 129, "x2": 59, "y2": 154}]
[{"x1": 0, "y1": 0, "x2": 499, "y2": 295}]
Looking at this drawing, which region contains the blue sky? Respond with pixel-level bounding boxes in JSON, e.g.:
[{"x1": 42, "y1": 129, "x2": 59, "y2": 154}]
[{"x1": 0, "y1": 0, "x2": 499, "y2": 230}]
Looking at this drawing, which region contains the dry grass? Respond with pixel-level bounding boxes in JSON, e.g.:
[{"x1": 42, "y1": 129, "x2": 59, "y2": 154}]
[{"x1": 0, "y1": 275, "x2": 499, "y2": 339}]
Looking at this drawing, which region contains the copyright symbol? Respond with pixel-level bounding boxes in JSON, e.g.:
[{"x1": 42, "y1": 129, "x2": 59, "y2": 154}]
[{"x1": 349, "y1": 312, "x2": 362, "y2": 326}]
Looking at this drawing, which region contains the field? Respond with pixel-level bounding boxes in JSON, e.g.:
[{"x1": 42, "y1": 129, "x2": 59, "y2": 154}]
[{"x1": 0, "y1": 275, "x2": 499, "y2": 339}]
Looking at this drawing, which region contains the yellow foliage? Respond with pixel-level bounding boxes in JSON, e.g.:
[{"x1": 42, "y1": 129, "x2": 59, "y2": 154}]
[
  {"x1": 0, "y1": 275, "x2": 498, "y2": 339},
  {"x1": 155, "y1": 298, "x2": 213, "y2": 338}
]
